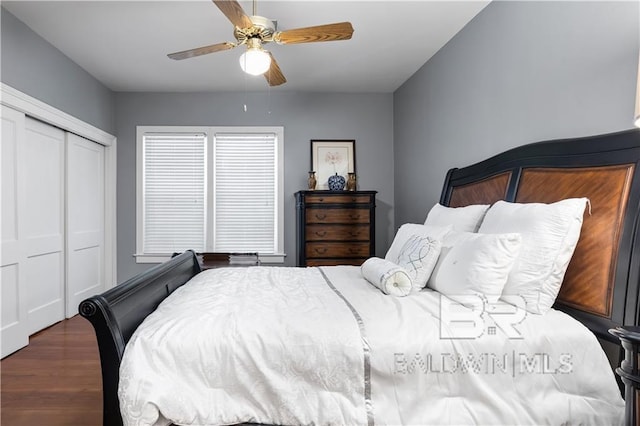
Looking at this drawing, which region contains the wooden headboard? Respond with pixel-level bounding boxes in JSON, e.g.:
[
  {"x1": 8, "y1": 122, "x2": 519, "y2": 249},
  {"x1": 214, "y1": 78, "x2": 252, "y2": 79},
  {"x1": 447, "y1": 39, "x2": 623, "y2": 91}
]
[{"x1": 440, "y1": 129, "x2": 640, "y2": 343}]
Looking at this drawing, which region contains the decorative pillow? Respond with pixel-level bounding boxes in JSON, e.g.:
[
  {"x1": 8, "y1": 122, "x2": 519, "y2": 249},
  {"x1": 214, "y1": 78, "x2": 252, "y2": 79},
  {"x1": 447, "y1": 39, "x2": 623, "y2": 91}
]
[
  {"x1": 478, "y1": 198, "x2": 589, "y2": 314},
  {"x1": 396, "y1": 235, "x2": 442, "y2": 291},
  {"x1": 424, "y1": 203, "x2": 491, "y2": 233},
  {"x1": 427, "y1": 231, "x2": 523, "y2": 304},
  {"x1": 361, "y1": 257, "x2": 412, "y2": 297},
  {"x1": 385, "y1": 224, "x2": 451, "y2": 291}
]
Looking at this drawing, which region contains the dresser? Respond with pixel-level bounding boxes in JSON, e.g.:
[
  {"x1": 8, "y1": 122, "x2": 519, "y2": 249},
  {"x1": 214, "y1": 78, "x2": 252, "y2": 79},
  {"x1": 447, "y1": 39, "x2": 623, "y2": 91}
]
[{"x1": 295, "y1": 190, "x2": 377, "y2": 266}]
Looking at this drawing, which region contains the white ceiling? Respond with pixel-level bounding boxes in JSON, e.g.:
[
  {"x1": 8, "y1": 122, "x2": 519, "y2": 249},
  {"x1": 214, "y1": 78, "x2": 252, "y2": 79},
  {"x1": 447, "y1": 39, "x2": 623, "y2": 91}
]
[{"x1": 3, "y1": 1, "x2": 490, "y2": 93}]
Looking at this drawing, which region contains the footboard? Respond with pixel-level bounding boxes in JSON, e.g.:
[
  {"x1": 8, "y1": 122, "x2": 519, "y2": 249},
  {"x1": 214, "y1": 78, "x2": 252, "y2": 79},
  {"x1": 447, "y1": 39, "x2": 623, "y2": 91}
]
[{"x1": 79, "y1": 250, "x2": 201, "y2": 426}]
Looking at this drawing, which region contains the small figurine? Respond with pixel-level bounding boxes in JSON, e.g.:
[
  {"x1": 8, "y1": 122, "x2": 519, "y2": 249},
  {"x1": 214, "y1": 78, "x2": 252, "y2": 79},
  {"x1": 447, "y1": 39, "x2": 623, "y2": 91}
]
[
  {"x1": 346, "y1": 172, "x2": 357, "y2": 191},
  {"x1": 308, "y1": 171, "x2": 317, "y2": 190}
]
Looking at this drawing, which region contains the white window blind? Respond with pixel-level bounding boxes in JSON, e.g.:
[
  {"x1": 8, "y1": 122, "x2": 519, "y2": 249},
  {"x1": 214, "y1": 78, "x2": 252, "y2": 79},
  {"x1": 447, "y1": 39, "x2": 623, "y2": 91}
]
[
  {"x1": 137, "y1": 126, "x2": 284, "y2": 263},
  {"x1": 213, "y1": 133, "x2": 277, "y2": 253},
  {"x1": 143, "y1": 133, "x2": 206, "y2": 254}
]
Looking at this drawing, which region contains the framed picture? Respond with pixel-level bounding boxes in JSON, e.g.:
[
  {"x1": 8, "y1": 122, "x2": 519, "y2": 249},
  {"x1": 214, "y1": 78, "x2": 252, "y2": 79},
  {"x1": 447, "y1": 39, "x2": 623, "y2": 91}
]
[{"x1": 310, "y1": 139, "x2": 356, "y2": 190}]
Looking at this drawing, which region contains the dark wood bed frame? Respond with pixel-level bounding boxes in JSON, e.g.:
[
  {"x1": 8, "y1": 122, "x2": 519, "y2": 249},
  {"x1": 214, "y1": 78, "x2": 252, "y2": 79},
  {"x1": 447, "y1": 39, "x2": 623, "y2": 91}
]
[{"x1": 80, "y1": 128, "x2": 640, "y2": 426}]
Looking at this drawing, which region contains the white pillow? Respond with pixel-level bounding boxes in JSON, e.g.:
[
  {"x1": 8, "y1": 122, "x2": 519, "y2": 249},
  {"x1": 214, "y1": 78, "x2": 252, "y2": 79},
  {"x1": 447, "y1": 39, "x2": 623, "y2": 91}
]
[
  {"x1": 396, "y1": 235, "x2": 442, "y2": 291},
  {"x1": 427, "y1": 231, "x2": 522, "y2": 304},
  {"x1": 424, "y1": 203, "x2": 491, "y2": 232},
  {"x1": 385, "y1": 224, "x2": 450, "y2": 291},
  {"x1": 361, "y1": 257, "x2": 412, "y2": 297},
  {"x1": 478, "y1": 198, "x2": 588, "y2": 314}
]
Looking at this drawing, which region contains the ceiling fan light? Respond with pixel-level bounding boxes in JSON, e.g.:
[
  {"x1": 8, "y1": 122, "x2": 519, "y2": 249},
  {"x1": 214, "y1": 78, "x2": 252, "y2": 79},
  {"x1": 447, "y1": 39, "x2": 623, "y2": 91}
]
[{"x1": 239, "y1": 48, "x2": 271, "y2": 76}]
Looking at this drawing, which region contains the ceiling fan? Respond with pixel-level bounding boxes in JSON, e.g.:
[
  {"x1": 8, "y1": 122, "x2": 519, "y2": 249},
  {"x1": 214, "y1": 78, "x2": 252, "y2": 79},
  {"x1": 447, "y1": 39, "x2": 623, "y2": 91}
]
[{"x1": 167, "y1": 0, "x2": 354, "y2": 87}]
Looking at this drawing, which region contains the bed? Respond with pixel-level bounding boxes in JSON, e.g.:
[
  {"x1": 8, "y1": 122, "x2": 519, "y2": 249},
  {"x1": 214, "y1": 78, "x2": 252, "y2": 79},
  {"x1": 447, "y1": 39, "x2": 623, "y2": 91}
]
[{"x1": 80, "y1": 128, "x2": 640, "y2": 426}]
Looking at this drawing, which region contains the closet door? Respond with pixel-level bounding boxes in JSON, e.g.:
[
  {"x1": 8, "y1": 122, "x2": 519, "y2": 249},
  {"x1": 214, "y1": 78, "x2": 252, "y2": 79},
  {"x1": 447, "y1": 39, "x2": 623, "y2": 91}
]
[
  {"x1": 24, "y1": 117, "x2": 65, "y2": 334},
  {"x1": 1, "y1": 106, "x2": 28, "y2": 357},
  {"x1": 66, "y1": 133, "x2": 105, "y2": 317}
]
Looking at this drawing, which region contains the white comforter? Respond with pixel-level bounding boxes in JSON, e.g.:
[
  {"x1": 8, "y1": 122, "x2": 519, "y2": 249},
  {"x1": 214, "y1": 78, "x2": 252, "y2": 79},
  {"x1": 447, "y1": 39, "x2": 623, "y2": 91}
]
[{"x1": 119, "y1": 266, "x2": 624, "y2": 425}]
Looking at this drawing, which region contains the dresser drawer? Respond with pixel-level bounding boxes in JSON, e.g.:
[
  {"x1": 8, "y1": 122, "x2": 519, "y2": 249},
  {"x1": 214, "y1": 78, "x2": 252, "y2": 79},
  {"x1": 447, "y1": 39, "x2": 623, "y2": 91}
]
[
  {"x1": 305, "y1": 224, "x2": 370, "y2": 241},
  {"x1": 306, "y1": 208, "x2": 370, "y2": 224},
  {"x1": 306, "y1": 242, "x2": 370, "y2": 258},
  {"x1": 305, "y1": 194, "x2": 372, "y2": 204}
]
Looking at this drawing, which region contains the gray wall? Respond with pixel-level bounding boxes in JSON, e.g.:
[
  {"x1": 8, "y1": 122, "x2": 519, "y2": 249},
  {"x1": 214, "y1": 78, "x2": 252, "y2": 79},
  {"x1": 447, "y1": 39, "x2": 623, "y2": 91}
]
[
  {"x1": 0, "y1": 8, "x2": 114, "y2": 134},
  {"x1": 393, "y1": 1, "x2": 640, "y2": 227},
  {"x1": 115, "y1": 91, "x2": 394, "y2": 281}
]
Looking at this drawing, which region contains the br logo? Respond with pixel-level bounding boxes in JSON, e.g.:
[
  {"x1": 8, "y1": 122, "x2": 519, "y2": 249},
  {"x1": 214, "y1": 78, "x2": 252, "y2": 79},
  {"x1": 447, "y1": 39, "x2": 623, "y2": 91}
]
[{"x1": 439, "y1": 294, "x2": 527, "y2": 339}]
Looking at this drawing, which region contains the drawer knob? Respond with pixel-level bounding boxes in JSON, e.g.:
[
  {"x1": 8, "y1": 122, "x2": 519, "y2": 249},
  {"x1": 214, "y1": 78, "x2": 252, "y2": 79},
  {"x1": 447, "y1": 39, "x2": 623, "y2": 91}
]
[
  {"x1": 351, "y1": 197, "x2": 357, "y2": 202},
  {"x1": 349, "y1": 247, "x2": 358, "y2": 253},
  {"x1": 315, "y1": 213, "x2": 327, "y2": 220},
  {"x1": 315, "y1": 231, "x2": 327, "y2": 237},
  {"x1": 318, "y1": 198, "x2": 324, "y2": 202},
  {"x1": 315, "y1": 247, "x2": 328, "y2": 254},
  {"x1": 350, "y1": 214, "x2": 360, "y2": 220},
  {"x1": 350, "y1": 232, "x2": 359, "y2": 237}
]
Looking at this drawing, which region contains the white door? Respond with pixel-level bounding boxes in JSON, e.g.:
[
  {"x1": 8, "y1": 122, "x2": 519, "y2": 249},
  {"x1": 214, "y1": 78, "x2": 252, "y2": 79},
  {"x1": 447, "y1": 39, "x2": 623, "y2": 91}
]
[
  {"x1": 24, "y1": 117, "x2": 66, "y2": 334},
  {"x1": 1, "y1": 106, "x2": 28, "y2": 357},
  {"x1": 66, "y1": 133, "x2": 105, "y2": 317}
]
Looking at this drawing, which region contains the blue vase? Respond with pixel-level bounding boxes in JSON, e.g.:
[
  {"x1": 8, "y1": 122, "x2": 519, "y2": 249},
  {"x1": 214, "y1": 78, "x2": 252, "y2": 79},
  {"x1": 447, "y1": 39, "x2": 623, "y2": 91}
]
[{"x1": 328, "y1": 173, "x2": 346, "y2": 191}]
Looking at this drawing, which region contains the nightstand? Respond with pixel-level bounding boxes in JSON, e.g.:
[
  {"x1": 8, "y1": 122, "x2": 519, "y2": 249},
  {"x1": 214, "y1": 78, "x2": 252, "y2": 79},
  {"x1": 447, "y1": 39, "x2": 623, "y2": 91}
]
[{"x1": 609, "y1": 326, "x2": 640, "y2": 426}]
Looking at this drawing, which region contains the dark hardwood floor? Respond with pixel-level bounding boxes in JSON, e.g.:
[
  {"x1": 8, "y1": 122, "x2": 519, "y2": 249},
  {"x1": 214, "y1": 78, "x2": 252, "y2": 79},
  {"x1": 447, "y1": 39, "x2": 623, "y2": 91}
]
[{"x1": 1, "y1": 315, "x2": 102, "y2": 425}]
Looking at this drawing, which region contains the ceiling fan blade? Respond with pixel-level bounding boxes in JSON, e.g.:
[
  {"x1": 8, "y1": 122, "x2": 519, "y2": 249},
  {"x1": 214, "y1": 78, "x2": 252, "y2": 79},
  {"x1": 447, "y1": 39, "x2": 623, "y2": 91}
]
[
  {"x1": 212, "y1": 0, "x2": 253, "y2": 29},
  {"x1": 168, "y1": 42, "x2": 236, "y2": 60},
  {"x1": 264, "y1": 52, "x2": 286, "y2": 86},
  {"x1": 273, "y1": 22, "x2": 354, "y2": 45}
]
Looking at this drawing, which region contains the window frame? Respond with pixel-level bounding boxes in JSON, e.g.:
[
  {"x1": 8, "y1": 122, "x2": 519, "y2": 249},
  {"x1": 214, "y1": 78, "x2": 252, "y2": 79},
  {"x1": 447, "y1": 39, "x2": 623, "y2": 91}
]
[{"x1": 135, "y1": 125, "x2": 285, "y2": 264}]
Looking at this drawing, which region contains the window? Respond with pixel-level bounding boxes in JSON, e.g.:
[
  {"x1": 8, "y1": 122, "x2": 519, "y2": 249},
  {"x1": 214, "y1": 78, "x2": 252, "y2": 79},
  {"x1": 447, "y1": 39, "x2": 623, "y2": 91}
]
[
  {"x1": 136, "y1": 126, "x2": 284, "y2": 263},
  {"x1": 141, "y1": 132, "x2": 207, "y2": 255}
]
